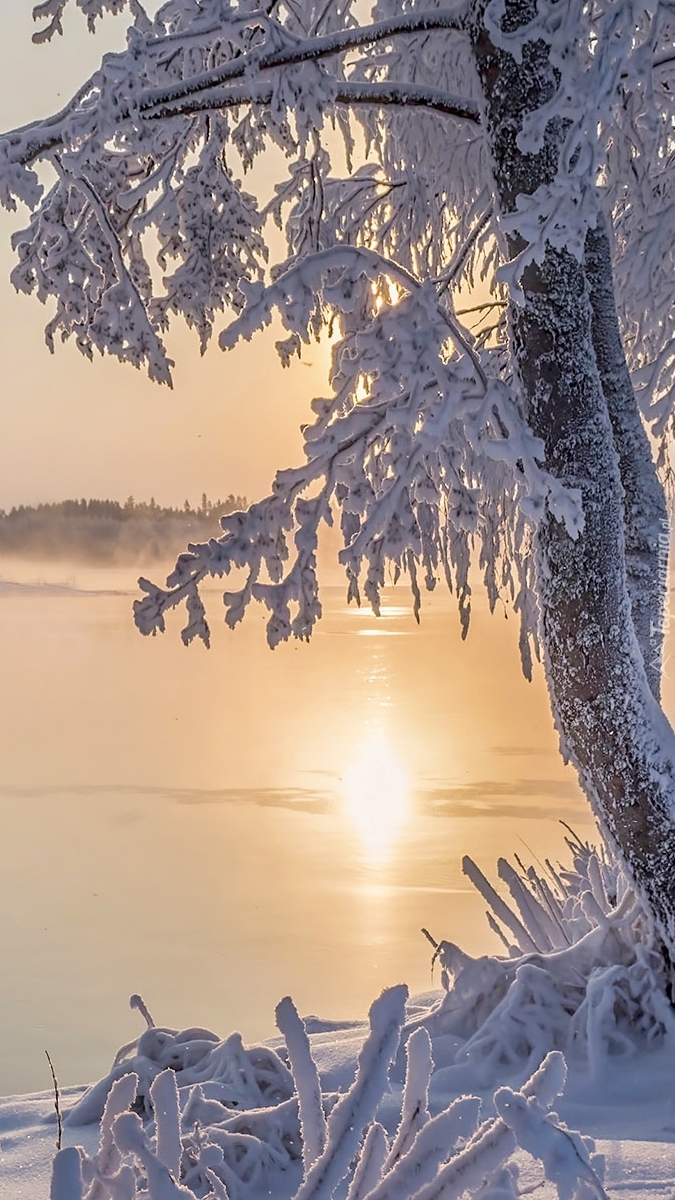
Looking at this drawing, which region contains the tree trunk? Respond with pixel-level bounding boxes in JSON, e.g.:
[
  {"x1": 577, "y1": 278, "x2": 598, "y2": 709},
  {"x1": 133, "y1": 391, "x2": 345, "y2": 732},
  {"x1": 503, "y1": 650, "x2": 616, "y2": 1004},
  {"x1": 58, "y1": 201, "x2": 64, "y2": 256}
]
[
  {"x1": 584, "y1": 215, "x2": 668, "y2": 699},
  {"x1": 470, "y1": 5, "x2": 675, "y2": 953}
]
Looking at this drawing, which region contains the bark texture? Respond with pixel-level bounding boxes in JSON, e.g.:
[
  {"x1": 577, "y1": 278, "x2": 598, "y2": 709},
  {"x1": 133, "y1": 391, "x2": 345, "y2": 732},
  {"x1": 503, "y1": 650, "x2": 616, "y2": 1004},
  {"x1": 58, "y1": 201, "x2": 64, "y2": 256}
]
[
  {"x1": 584, "y1": 216, "x2": 668, "y2": 699},
  {"x1": 470, "y1": 4, "x2": 675, "y2": 952}
]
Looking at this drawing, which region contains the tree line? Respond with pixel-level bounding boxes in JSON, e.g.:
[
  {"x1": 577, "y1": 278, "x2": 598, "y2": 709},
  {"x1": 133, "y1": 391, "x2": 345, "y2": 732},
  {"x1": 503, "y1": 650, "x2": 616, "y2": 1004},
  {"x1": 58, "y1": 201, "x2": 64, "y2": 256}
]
[{"x1": 0, "y1": 495, "x2": 246, "y2": 564}]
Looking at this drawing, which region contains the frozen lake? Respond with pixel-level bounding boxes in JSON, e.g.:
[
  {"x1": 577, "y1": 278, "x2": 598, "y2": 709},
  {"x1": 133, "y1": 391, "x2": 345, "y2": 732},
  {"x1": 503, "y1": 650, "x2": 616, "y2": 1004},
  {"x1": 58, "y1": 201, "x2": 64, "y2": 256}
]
[{"x1": 0, "y1": 557, "x2": 597, "y2": 1095}]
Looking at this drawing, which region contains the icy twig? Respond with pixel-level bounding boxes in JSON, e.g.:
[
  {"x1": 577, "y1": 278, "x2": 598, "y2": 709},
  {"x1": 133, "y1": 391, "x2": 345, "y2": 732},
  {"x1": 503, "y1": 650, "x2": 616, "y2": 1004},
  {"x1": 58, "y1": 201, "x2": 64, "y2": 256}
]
[{"x1": 45, "y1": 1050, "x2": 63, "y2": 1151}]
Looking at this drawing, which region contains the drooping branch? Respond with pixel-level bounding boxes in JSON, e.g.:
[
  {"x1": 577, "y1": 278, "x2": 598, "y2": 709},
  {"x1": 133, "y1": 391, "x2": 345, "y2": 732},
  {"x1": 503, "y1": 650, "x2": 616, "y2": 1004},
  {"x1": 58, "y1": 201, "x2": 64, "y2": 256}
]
[
  {"x1": 584, "y1": 214, "x2": 668, "y2": 700},
  {"x1": 1, "y1": 4, "x2": 478, "y2": 175},
  {"x1": 1, "y1": 79, "x2": 479, "y2": 177},
  {"x1": 135, "y1": 245, "x2": 574, "y2": 651},
  {"x1": 437, "y1": 202, "x2": 492, "y2": 295},
  {"x1": 64, "y1": 168, "x2": 172, "y2": 382}
]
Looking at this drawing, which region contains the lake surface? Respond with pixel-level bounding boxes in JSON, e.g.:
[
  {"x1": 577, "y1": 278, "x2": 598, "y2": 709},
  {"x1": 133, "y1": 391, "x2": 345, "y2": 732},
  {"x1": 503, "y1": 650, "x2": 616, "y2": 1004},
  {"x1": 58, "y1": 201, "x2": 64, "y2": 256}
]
[{"x1": 0, "y1": 556, "x2": 601, "y2": 1095}]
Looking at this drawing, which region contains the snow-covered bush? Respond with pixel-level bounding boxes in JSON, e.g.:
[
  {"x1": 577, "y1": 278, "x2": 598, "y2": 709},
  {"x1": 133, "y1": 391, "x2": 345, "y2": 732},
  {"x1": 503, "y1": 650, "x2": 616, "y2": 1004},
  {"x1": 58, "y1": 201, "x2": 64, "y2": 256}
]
[
  {"x1": 53, "y1": 986, "x2": 607, "y2": 1200},
  {"x1": 51, "y1": 833, "x2": 666, "y2": 1200},
  {"x1": 421, "y1": 828, "x2": 675, "y2": 1087}
]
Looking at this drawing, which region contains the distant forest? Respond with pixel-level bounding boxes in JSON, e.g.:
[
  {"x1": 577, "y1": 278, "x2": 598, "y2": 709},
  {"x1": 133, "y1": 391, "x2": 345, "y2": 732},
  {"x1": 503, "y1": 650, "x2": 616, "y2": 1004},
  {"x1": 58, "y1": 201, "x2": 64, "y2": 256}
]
[{"x1": 0, "y1": 495, "x2": 247, "y2": 563}]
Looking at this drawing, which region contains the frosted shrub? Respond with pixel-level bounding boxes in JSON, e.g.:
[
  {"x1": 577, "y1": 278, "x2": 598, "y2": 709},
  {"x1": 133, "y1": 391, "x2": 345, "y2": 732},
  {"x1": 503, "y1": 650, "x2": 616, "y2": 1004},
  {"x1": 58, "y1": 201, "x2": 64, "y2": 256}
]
[
  {"x1": 66, "y1": 1022, "x2": 295, "y2": 1128},
  {"x1": 423, "y1": 828, "x2": 675, "y2": 1085},
  {"x1": 53, "y1": 832, "x2": 670, "y2": 1198},
  {"x1": 54, "y1": 980, "x2": 608, "y2": 1200}
]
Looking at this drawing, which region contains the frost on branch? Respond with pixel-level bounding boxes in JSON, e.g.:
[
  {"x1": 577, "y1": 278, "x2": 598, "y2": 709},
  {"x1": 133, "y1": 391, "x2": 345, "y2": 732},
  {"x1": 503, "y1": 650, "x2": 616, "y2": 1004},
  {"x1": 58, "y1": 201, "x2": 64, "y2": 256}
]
[
  {"x1": 134, "y1": 250, "x2": 581, "y2": 672},
  {"x1": 32, "y1": 0, "x2": 134, "y2": 42},
  {"x1": 1, "y1": 0, "x2": 598, "y2": 665},
  {"x1": 7, "y1": 0, "x2": 675, "y2": 675},
  {"x1": 480, "y1": 0, "x2": 665, "y2": 302},
  {"x1": 4, "y1": 2, "x2": 316, "y2": 377},
  {"x1": 150, "y1": 115, "x2": 268, "y2": 353},
  {"x1": 475, "y1": 0, "x2": 675, "y2": 441},
  {"x1": 5, "y1": 0, "x2": 675, "y2": 424}
]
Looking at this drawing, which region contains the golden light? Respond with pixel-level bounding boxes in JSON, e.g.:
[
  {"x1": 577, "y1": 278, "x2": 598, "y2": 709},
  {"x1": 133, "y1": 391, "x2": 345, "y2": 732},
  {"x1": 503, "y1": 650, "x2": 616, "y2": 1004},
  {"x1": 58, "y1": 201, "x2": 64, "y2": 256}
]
[
  {"x1": 354, "y1": 371, "x2": 372, "y2": 402},
  {"x1": 341, "y1": 732, "x2": 410, "y2": 863},
  {"x1": 372, "y1": 278, "x2": 401, "y2": 314}
]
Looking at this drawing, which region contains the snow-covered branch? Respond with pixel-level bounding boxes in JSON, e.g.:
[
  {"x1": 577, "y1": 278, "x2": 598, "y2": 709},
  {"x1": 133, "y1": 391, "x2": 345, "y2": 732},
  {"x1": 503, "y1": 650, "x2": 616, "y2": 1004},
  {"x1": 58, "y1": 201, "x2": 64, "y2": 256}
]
[
  {"x1": 0, "y1": 82, "x2": 478, "y2": 177},
  {"x1": 3, "y1": 4, "x2": 478, "y2": 175},
  {"x1": 54, "y1": 869, "x2": 623, "y2": 1200},
  {"x1": 3, "y1": 0, "x2": 674, "y2": 755},
  {"x1": 143, "y1": 80, "x2": 481, "y2": 124},
  {"x1": 141, "y1": 7, "x2": 471, "y2": 109},
  {"x1": 133, "y1": 247, "x2": 579, "y2": 662}
]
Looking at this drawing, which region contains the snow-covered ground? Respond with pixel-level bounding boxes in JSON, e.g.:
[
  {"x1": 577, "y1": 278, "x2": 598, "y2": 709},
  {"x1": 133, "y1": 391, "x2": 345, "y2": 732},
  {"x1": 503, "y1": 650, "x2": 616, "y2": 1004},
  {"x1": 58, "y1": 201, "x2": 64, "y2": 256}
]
[
  {"x1": 1, "y1": 996, "x2": 675, "y2": 1200},
  {"x1": 3, "y1": 833, "x2": 675, "y2": 1200}
]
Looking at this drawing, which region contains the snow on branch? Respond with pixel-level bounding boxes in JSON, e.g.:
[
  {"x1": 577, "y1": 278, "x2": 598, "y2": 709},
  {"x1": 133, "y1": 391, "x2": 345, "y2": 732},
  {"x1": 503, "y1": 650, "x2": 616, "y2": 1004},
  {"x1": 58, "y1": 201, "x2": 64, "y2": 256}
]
[
  {"x1": 294, "y1": 986, "x2": 408, "y2": 1200},
  {"x1": 275, "y1": 997, "x2": 326, "y2": 1171},
  {"x1": 7, "y1": 0, "x2": 675, "y2": 430},
  {"x1": 483, "y1": 0, "x2": 674, "y2": 316},
  {"x1": 8, "y1": 0, "x2": 675, "y2": 657},
  {"x1": 33, "y1": 0, "x2": 470, "y2": 52},
  {"x1": 32, "y1": 0, "x2": 141, "y2": 41},
  {"x1": 133, "y1": 248, "x2": 581, "y2": 664},
  {"x1": 140, "y1": 7, "x2": 472, "y2": 112},
  {"x1": 143, "y1": 80, "x2": 480, "y2": 125},
  {"x1": 5, "y1": 4, "x2": 478, "y2": 174},
  {"x1": 50, "y1": 827, "x2": 663, "y2": 1200},
  {"x1": 0, "y1": 0, "x2": 480, "y2": 385}
]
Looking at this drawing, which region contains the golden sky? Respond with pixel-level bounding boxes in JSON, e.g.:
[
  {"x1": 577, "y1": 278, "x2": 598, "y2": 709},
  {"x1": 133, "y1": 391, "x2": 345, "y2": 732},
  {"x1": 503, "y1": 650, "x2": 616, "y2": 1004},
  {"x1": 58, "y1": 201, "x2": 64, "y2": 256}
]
[{"x1": 0, "y1": 1, "x2": 328, "y2": 510}]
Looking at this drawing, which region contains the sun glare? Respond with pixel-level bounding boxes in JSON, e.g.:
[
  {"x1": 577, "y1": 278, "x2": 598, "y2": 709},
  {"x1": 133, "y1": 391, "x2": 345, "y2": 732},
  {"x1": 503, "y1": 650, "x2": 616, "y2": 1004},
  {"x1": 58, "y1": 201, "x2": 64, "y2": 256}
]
[{"x1": 341, "y1": 733, "x2": 410, "y2": 863}]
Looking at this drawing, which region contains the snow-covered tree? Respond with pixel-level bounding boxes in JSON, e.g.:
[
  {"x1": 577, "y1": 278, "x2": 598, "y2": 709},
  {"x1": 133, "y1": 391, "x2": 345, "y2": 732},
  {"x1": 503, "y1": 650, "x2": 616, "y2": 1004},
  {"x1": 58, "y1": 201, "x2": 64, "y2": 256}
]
[{"x1": 3, "y1": 0, "x2": 675, "y2": 961}]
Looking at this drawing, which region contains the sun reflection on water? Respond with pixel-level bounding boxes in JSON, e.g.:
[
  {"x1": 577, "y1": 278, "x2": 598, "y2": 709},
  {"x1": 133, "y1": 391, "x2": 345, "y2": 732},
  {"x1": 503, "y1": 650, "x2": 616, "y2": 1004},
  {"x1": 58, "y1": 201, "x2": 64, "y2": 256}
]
[{"x1": 341, "y1": 732, "x2": 410, "y2": 863}]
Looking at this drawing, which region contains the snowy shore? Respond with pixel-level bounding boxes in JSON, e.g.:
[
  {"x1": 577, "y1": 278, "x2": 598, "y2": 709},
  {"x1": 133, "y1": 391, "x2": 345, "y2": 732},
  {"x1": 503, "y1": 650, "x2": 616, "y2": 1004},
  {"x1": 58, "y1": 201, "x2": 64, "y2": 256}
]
[
  {"x1": 4, "y1": 836, "x2": 675, "y2": 1199},
  {"x1": 2, "y1": 996, "x2": 675, "y2": 1200}
]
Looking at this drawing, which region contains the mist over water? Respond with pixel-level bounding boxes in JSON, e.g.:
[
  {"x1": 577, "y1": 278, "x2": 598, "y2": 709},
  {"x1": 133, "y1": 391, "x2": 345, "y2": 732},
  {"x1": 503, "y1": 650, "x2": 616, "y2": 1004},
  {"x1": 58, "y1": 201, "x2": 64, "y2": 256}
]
[
  {"x1": 0, "y1": 556, "x2": 596, "y2": 1096},
  {"x1": 0, "y1": 497, "x2": 246, "y2": 567}
]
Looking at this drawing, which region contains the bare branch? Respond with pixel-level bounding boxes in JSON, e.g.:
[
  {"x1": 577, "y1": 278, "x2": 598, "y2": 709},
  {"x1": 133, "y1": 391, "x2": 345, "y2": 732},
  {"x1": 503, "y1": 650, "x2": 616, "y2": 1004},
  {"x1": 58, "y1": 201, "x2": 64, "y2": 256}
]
[
  {"x1": 437, "y1": 203, "x2": 493, "y2": 295},
  {"x1": 455, "y1": 300, "x2": 506, "y2": 315},
  {"x1": 45, "y1": 1050, "x2": 63, "y2": 1151}
]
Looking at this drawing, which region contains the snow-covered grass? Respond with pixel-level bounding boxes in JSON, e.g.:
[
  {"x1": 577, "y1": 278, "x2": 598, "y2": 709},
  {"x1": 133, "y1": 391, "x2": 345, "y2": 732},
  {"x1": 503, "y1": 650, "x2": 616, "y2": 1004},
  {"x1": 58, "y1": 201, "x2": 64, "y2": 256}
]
[
  {"x1": 2, "y1": 831, "x2": 675, "y2": 1200},
  {"x1": 422, "y1": 827, "x2": 675, "y2": 1089}
]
